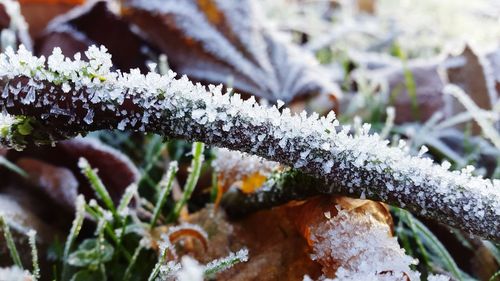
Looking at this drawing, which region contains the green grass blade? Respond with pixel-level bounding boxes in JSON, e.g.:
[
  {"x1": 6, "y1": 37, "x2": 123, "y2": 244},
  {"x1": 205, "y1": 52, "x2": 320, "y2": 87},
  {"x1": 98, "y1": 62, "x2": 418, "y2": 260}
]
[
  {"x1": 393, "y1": 42, "x2": 420, "y2": 121},
  {"x1": 28, "y1": 230, "x2": 40, "y2": 280},
  {"x1": 0, "y1": 214, "x2": 23, "y2": 269},
  {"x1": 167, "y1": 142, "x2": 204, "y2": 222},
  {"x1": 410, "y1": 214, "x2": 463, "y2": 281},
  {"x1": 403, "y1": 211, "x2": 431, "y2": 269},
  {"x1": 118, "y1": 183, "x2": 138, "y2": 215},
  {"x1": 0, "y1": 156, "x2": 28, "y2": 178},
  {"x1": 204, "y1": 248, "x2": 249, "y2": 278},
  {"x1": 61, "y1": 195, "x2": 86, "y2": 280},
  {"x1": 78, "y1": 158, "x2": 118, "y2": 220},
  {"x1": 122, "y1": 244, "x2": 143, "y2": 281},
  {"x1": 150, "y1": 161, "x2": 178, "y2": 229},
  {"x1": 148, "y1": 248, "x2": 169, "y2": 281}
]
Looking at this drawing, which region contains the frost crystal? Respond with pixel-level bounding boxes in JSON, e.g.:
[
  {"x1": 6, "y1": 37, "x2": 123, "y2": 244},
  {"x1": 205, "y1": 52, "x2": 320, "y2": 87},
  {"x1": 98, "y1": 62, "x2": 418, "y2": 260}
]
[
  {"x1": 175, "y1": 256, "x2": 204, "y2": 281},
  {"x1": 0, "y1": 0, "x2": 32, "y2": 50},
  {"x1": 0, "y1": 112, "x2": 16, "y2": 137},
  {"x1": 0, "y1": 266, "x2": 33, "y2": 281},
  {"x1": 310, "y1": 207, "x2": 420, "y2": 281}
]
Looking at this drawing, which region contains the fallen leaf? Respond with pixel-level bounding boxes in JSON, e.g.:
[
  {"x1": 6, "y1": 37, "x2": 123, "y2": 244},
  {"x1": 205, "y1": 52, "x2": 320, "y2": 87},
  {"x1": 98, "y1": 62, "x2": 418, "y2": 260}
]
[
  {"x1": 288, "y1": 196, "x2": 417, "y2": 279},
  {"x1": 6, "y1": 137, "x2": 139, "y2": 204},
  {"x1": 121, "y1": 0, "x2": 340, "y2": 103},
  {"x1": 186, "y1": 205, "x2": 322, "y2": 281},
  {"x1": 240, "y1": 172, "x2": 267, "y2": 194},
  {"x1": 445, "y1": 45, "x2": 497, "y2": 133},
  {"x1": 19, "y1": 0, "x2": 85, "y2": 38},
  {"x1": 383, "y1": 61, "x2": 446, "y2": 123},
  {"x1": 15, "y1": 157, "x2": 78, "y2": 210},
  {"x1": 36, "y1": 0, "x2": 157, "y2": 72}
]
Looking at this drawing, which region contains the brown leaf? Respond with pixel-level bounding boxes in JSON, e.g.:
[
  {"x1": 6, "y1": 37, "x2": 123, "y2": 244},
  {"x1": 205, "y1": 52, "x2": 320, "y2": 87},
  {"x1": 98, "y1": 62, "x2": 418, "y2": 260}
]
[
  {"x1": 288, "y1": 196, "x2": 416, "y2": 279},
  {"x1": 121, "y1": 0, "x2": 339, "y2": 103},
  {"x1": 19, "y1": 0, "x2": 85, "y2": 39},
  {"x1": 6, "y1": 138, "x2": 139, "y2": 204},
  {"x1": 0, "y1": 193, "x2": 54, "y2": 268},
  {"x1": 35, "y1": 1, "x2": 157, "y2": 72},
  {"x1": 356, "y1": 0, "x2": 376, "y2": 14},
  {"x1": 15, "y1": 157, "x2": 78, "y2": 209},
  {"x1": 384, "y1": 62, "x2": 446, "y2": 123},
  {"x1": 445, "y1": 45, "x2": 497, "y2": 133},
  {"x1": 186, "y1": 205, "x2": 322, "y2": 281},
  {"x1": 288, "y1": 196, "x2": 392, "y2": 247}
]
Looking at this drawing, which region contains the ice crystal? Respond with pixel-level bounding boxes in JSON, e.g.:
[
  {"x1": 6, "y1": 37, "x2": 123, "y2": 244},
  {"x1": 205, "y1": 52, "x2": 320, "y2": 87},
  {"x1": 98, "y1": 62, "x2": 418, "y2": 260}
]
[
  {"x1": 175, "y1": 256, "x2": 204, "y2": 281},
  {"x1": 310, "y1": 206, "x2": 420, "y2": 281},
  {"x1": 0, "y1": 112, "x2": 16, "y2": 137},
  {"x1": 444, "y1": 84, "x2": 500, "y2": 148},
  {"x1": 157, "y1": 248, "x2": 249, "y2": 281},
  {"x1": 204, "y1": 248, "x2": 249, "y2": 277},
  {"x1": 0, "y1": 45, "x2": 498, "y2": 239},
  {"x1": 0, "y1": 0, "x2": 32, "y2": 50},
  {"x1": 427, "y1": 275, "x2": 451, "y2": 281},
  {"x1": 0, "y1": 266, "x2": 33, "y2": 281}
]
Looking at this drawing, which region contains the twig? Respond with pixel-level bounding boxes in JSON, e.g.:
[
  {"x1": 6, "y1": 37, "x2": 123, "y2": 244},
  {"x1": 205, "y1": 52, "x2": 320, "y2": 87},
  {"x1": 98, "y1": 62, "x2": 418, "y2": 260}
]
[{"x1": 0, "y1": 46, "x2": 499, "y2": 241}]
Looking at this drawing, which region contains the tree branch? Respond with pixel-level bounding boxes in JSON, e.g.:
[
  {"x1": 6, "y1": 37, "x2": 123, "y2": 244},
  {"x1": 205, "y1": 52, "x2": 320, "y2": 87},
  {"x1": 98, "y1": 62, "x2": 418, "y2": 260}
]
[{"x1": 0, "y1": 46, "x2": 499, "y2": 241}]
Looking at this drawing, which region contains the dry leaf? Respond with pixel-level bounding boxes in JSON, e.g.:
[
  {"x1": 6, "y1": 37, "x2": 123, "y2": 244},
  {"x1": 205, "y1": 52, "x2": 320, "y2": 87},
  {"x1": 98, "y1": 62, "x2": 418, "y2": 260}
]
[
  {"x1": 36, "y1": 0, "x2": 157, "y2": 72},
  {"x1": 187, "y1": 205, "x2": 322, "y2": 281},
  {"x1": 7, "y1": 138, "x2": 139, "y2": 204},
  {"x1": 357, "y1": 0, "x2": 376, "y2": 14},
  {"x1": 239, "y1": 172, "x2": 267, "y2": 194},
  {"x1": 16, "y1": 157, "x2": 78, "y2": 210},
  {"x1": 384, "y1": 62, "x2": 445, "y2": 123},
  {"x1": 445, "y1": 45, "x2": 497, "y2": 133},
  {"x1": 288, "y1": 196, "x2": 417, "y2": 280},
  {"x1": 19, "y1": 0, "x2": 85, "y2": 38}
]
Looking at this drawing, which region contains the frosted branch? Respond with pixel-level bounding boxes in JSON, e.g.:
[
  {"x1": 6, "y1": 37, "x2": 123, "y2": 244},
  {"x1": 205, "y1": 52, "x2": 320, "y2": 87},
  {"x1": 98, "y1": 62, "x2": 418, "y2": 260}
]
[{"x1": 0, "y1": 45, "x2": 499, "y2": 241}]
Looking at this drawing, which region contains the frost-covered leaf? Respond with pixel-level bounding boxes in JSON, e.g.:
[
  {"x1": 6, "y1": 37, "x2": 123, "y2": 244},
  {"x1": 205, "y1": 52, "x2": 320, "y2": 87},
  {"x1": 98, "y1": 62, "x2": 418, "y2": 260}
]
[
  {"x1": 7, "y1": 138, "x2": 139, "y2": 204},
  {"x1": 122, "y1": 0, "x2": 339, "y2": 103},
  {"x1": 15, "y1": 157, "x2": 78, "y2": 209},
  {"x1": 289, "y1": 196, "x2": 420, "y2": 280},
  {"x1": 36, "y1": 1, "x2": 157, "y2": 72},
  {"x1": 18, "y1": 0, "x2": 84, "y2": 38},
  {"x1": 383, "y1": 61, "x2": 445, "y2": 123},
  {"x1": 212, "y1": 147, "x2": 280, "y2": 197}
]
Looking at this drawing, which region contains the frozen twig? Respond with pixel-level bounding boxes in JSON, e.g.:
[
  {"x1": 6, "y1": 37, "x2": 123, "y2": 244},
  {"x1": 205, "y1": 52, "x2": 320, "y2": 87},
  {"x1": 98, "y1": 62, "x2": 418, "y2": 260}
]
[{"x1": 0, "y1": 46, "x2": 499, "y2": 241}]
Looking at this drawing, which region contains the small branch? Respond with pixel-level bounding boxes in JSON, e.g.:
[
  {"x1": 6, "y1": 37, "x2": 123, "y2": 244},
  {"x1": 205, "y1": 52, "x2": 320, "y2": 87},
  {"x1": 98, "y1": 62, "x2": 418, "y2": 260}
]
[
  {"x1": 220, "y1": 170, "x2": 329, "y2": 217},
  {"x1": 0, "y1": 46, "x2": 499, "y2": 241}
]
